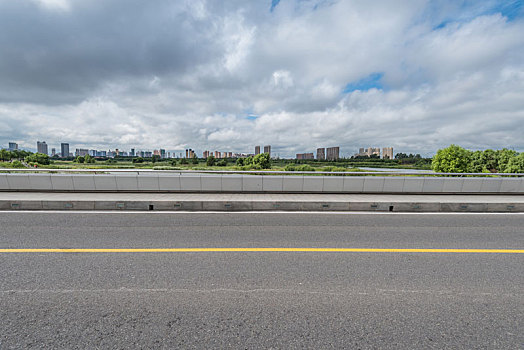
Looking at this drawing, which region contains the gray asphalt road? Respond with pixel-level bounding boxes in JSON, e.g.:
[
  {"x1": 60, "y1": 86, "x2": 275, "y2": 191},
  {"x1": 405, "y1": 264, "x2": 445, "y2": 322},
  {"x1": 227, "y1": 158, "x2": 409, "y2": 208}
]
[{"x1": 1, "y1": 212, "x2": 523, "y2": 349}]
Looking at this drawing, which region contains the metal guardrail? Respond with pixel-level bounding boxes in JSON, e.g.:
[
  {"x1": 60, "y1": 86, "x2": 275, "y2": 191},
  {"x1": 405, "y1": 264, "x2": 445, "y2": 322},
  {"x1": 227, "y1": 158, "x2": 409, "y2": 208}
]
[{"x1": 0, "y1": 168, "x2": 523, "y2": 177}]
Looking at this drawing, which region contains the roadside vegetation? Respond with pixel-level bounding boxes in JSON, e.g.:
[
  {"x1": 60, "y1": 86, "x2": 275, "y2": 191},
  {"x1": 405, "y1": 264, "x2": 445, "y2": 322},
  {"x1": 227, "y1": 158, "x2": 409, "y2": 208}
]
[
  {"x1": 3, "y1": 146, "x2": 521, "y2": 174},
  {"x1": 432, "y1": 145, "x2": 524, "y2": 173}
]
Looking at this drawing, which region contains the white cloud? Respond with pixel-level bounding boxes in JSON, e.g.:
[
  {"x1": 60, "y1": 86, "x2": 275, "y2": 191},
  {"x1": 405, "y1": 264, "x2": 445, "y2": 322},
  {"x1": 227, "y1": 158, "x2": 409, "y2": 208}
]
[
  {"x1": 32, "y1": 0, "x2": 70, "y2": 11},
  {"x1": 0, "y1": 0, "x2": 523, "y2": 156}
]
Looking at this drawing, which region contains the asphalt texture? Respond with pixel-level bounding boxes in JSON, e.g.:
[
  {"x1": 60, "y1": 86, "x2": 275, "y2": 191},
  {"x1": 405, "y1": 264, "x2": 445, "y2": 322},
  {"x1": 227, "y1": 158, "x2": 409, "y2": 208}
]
[{"x1": 0, "y1": 212, "x2": 523, "y2": 349}]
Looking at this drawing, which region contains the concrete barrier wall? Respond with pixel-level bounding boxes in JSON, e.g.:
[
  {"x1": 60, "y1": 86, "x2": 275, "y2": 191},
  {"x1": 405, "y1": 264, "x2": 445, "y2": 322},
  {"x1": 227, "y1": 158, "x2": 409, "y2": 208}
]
[{"x1": 0, "y1": 174, "x2": 523, "y2": 193}]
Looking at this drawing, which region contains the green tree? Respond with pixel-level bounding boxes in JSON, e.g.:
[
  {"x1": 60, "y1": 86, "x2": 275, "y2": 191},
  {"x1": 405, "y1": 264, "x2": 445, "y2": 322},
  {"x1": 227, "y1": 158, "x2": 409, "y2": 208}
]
[
  {"x1": 480, "y1": 149, "x2": 498, "y2": 172},
  {"x1": 0, "y1": 149, "x2": 10, "y2": 161},
  {"x1": 497, "y1": 149, "x2": 518, "y2": 173},
  {"x1": 432, "y1": 145, "x2": 472, "y2": 173},
  {"x1": 505, "y1": 153, "x2": 524, "y2": 173},
  {"x1": 469, "y1": 150, "x2": 484, "y2": 173},
  {"x1": 236, "y1": 157, "x2": 244, "y2": 166},
  {"x1": 132, "y1": 157, "x2": 144, "y2": 163},
  {"x1": 180, "y1": 158, "x2": 188, "y2": 165},
  {"x1": 217, "y1": 159, "x2": 227, "y2": 166},
  {"x1": 253, "y1": 152, "x2": 271, "y2": 169},
  {"x1": 192, "y1": 155, "x2": 199, "y2": 165},
  {"x1": 11, "y1": 160, "x2": 24, "y2": 168},
  {"x1": 75, "y1": 156, "x2": 85, "y2": 163},
  {"x1": 84, "y1": 154, "x2": 95, "y2": 163},
  {"x1": 152, "y1": 155, "x2": 161, "y2": 163},
  {"x1": 25, "y1": 152, "x2": 50, "y2": 165},
  {"x1": 206, "y1": 155, "x2": 216, "y2": 166}
]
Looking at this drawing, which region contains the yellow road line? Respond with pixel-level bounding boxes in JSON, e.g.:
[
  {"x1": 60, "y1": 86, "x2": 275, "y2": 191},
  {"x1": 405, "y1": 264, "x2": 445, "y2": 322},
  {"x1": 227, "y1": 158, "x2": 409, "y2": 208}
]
[{"x1": 0, "y1": 248, "x2": 523, "y2": 253}]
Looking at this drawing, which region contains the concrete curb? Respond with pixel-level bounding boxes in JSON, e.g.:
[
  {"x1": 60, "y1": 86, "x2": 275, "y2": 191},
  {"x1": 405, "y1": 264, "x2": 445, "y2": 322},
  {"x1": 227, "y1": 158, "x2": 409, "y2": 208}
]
[{"x1": 1, "y1": 200, "x2": 523, "y2": 212}]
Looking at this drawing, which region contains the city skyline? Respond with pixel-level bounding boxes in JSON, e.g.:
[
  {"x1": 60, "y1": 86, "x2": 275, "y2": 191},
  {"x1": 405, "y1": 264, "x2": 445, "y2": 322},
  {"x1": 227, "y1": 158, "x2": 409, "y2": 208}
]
[
  {"x1": 0, "y1": 1, "x2": 523, "y2": 157},
  {"x1": 5, "y1": 140, "x2": 402, "y2": 160}
]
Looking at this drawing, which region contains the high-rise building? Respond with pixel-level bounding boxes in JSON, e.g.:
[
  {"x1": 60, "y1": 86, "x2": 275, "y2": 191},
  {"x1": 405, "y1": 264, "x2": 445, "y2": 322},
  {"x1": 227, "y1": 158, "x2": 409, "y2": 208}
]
[
  {"x1": 382, "y1": 147, "x2": 394, "y2": 159},
  {"x1": 60, "y1": 143, "x2": 69, "y2": 158},
  {"x1": 255, "y1": 146, "x2": 261, "y2": 155},
  {"x1": 130, "y1": 148, "x2": 135, "y2": 157},
  {"x1": 326, "y1": 146, "x2": 340, "y2": 161},
  {"x1": 37, "y1": 141, "x2": 48, "y2": 155},
  {"x1": 227, "y1": 152, "x2": 232, "y2": 158},
  {"x1": 263, "y1": 145, "x2": 271, "y2": 156},
  {"x1": 355, "y1": 147, "x2": 380, "y2": 157},
  {"x1": 51, "y1": 148, "x2": 56, "y2": 156},
  {"x1": 8, "y1": 142, "x2": 18, "y2": 151},
  {"x1": 215, "y1": 151, "x2": 220, "y2": 158},
  {"x1": 296, "y1": 153, "x2": 314, "y2": 160},
  {"x1": 185, "y1": 149, "x2": 195, "y2": 158},
  {"x1": 75, "y1": 149, "x2": 89, "y2": 157},
  {"x1": 160, "y1": 149, "x2": 166, "y2": 158},
  {"x1": 316, "y1": 148, "x2": 325, "y2": 160}
]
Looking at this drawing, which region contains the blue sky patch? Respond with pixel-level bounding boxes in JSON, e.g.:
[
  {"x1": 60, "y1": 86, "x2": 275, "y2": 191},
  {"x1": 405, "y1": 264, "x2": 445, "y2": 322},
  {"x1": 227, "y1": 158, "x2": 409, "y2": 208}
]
[
  {"x1": 270, "y1": 0, "x2": 280, "y2": 12},
  {"x1": 433, "y1": 0, "x2": 523, "y2": 30},
  {"x1": 490, "y1": 0, "x2": 523, "y2": 20},
  {"x1": 343, "y1": 73, "x2": 384, "y2": 93}
]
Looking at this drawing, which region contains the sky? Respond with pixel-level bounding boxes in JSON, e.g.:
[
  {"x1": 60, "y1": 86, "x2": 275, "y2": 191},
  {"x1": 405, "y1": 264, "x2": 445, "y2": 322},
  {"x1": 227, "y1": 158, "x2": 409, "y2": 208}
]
[{"x1": 0, "y1": 0, "x2": 523, "y2": 157}]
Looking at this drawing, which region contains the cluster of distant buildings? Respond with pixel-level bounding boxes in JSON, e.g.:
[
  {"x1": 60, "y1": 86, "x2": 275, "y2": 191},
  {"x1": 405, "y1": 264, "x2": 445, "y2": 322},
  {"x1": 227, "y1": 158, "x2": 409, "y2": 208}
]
[
  {"x1": 201, "y1": 145, "x2": 272, "y2": 159},
  {"x1": 34, "y1": 141, "x2": 173, "y2": 159},
  {"x1": 354, "y1": 147, "x2": 394, "y2": 159},
  {"x1": 295, "y1": 146, "x2": 394, "y2": 160},
  {"x1": 296, "y1": 147, "x2": 340, "y2": 161},
  {"x1": 7, "y1": 141, "x2": 275, "y2": 160},
  {"x1": 5, "y1": 141, "x2": 394, "y2": 160}
]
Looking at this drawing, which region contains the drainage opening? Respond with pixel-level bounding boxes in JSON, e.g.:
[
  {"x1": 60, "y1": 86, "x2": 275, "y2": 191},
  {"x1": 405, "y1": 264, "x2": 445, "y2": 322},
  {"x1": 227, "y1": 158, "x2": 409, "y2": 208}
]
[
  {"x1": 149, "y1": 204, "x2": 154, "y2": 211},
  {"x1": 389, "y1": 206, "x2": 394, "y2": 212}
]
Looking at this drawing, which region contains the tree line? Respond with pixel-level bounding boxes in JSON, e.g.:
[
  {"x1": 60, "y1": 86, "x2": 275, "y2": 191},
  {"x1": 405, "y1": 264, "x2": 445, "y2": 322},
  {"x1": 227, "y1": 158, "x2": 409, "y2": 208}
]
[{"x1": 432, "y1": 145, "x2": 524, "y2": 173}]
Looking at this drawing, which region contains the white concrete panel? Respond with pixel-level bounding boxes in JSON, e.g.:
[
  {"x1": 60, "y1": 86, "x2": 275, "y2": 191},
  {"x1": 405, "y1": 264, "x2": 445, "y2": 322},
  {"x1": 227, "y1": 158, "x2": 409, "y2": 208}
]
[
  {"x1": 282, "y1": 176, "x2": 303, "y2": 192},
  {"x1": 519, "y1": 178, "x2": 524, "y2": 193},
  {"x1": 137, "y1": 175, "x2": 159, "y2": 191},
  {"x1": 158, "y1": 175, "x2": 181, "y2": 191},
  {"x1": 180, "y1": 175, "x2": 201, "y2": 191},
  {"x1": 50, "y1": 175, "x2": 74, "y2": 191},
  {"x1": 201, "y1": 176, "x2": 222, "y2": 191},
  {"x1": 28, "y1": 174, "x2": 53, "y2": 190},
  {"x1": 422, "y1": 178, "x2": 444, "y2": 192},
  {"x1": 262, "y1": 176, "x2": 283, "y2": 192},
  {"x1": 363, "y1": 177, "x2": 385, "y2": 192},
  {"x1": 6, "y1": 174, "x2": 31, "y2": 190},
  {"x1": 222, "y1": 175, "x2": 243, "y2": 192},
  {"x1": 72, "y1": 175, "x2": 96, "y2": 191},
  {"x1": 117, "y1": 175, "x2": 139, "y2": 191},
  {"x1": 382, "y1": 177, "x2": 405, "y2": 193},
  {"x1": 499, "y1": 178, "x2": 522, "y2": 193},
  {"x1": 441, "y1": 178, "x2": 464, "y2": 193},
  {"x1": 94, "y1": 175, "x2": 118, "y2": 191},
  {"x1": 342, "y1": 177, "x2": 365, "y2": 192},
  {"x1": 402, "y1": 177, "x2": 424, "y2": 192},
  {"x1": 242, "y1": 176, "x2": 263, "y2": 191},
  {"x1": 302, "y1": 176, "x2": 323, "y2": 192},
  {"x1": 461, "y1": 178, "x2": 484, "y2": 192},
  {"x1": 479, "y1": 178, "x2": 502, "y2": 193},
  {"x1": 322, "y1": 177, "x2": 344, "y2": 192},
  {"x1": 0, "y1": 174, "x2": 9, "y2": 190}
]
